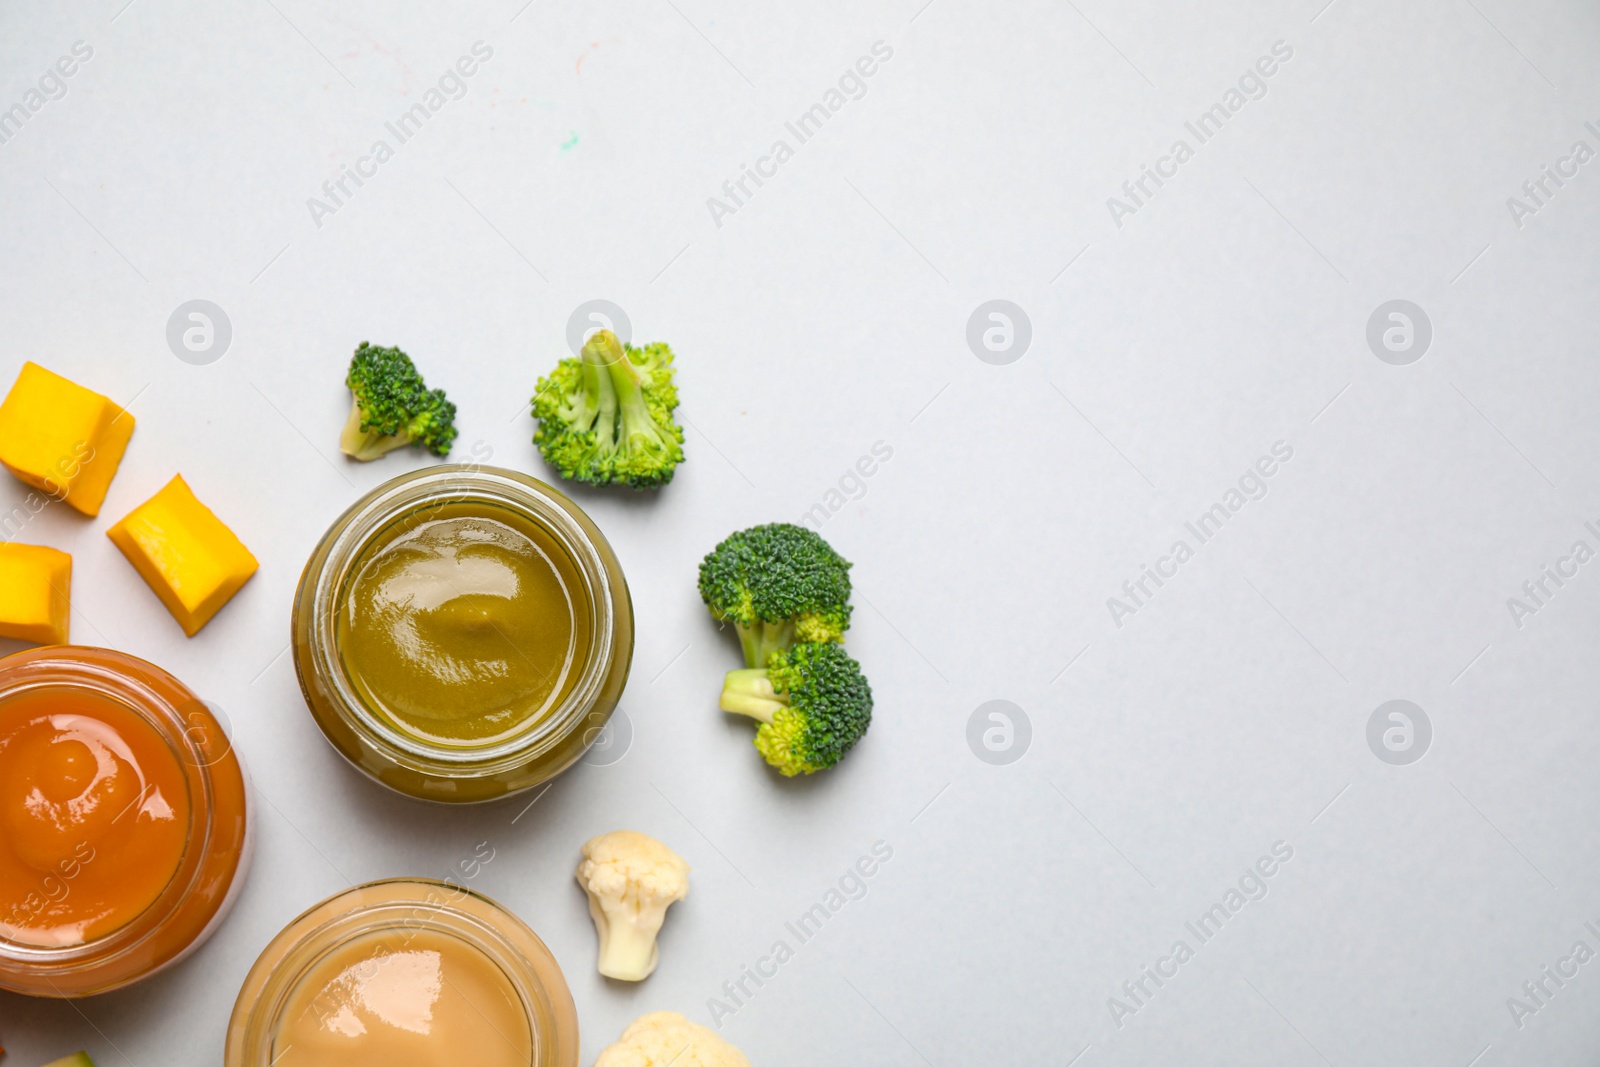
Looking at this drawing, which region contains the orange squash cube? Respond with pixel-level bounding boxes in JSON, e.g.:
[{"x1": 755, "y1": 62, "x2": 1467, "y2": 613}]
[
  {"x1": 107, "y1": 475, "x2": 258, "y2": 636},
  {"x1": 0, "y1": 543, "x2": 72, "y2": 645},
  {"x1": 0, "y1": 362, "x2": 136, "y2": 517}
]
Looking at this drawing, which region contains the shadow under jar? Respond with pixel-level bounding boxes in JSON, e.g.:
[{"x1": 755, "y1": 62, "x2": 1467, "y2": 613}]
[
  {"x1": 293, "y1": 465, "x2": 633, "y2": 803},
  {"x1": 225, "y1": 878, "x2": 578, "y2": 1067}
]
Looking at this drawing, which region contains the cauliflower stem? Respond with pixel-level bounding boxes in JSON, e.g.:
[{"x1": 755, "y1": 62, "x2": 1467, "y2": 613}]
[
  {"x1": 576, "y1": 830, "x2": 690, "y2": 982},
  {"x1": 589, "y1": 894, "x2": 671, "y2": 982}
]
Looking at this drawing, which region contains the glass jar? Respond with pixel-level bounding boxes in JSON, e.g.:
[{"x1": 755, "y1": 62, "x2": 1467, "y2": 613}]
[
  {"x1": 0, "y1": 645, "x2": 251, "y2": 997},
  {"x1": 292, "y1": 465, "x2": 633, "y2": 802},
  {"x1": 225, "y1": 879, "x2": 578, "y2": 1067}
]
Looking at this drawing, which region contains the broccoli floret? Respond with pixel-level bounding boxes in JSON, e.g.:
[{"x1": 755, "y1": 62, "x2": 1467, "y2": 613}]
[
  {"x1": 720, "y1": 642, "x2": 872, "y2": 776},
  {"x1": 698, "y1": 523, "x2": 853, "y2": 668},
  {"x1": 531, "y1": 329, "x2": 685, "y2": 489},
  {"x1": 338, "y1": 342, "x2": 458, "y2": 461}
]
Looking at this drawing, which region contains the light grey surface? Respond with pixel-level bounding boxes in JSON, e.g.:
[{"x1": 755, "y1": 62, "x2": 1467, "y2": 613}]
[{"x1": 1, "y1": 0, "x2": 1598, "y2": 1063}]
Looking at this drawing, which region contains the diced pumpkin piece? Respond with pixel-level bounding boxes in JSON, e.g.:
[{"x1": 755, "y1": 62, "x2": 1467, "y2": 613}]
[
  {"x1": 106, "y1": 475, "x2": 258, "y2": 636},
  {"x1": 0, "y1": 543, "x2": 71, "y2": 645},
  {"x1": 0, "y1": 362, "x2": 135, "y2": 517}
]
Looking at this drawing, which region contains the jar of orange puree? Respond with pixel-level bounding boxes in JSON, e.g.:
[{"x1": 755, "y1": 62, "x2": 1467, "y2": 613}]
[
  {"x1": 293, "y1": 465, "x2": 633, "y2": 802},
  {"x1": 0, "y1": 646, "x2": 250, "y2": 997},
  {"x1": 226, "y1": 879, "x2": 578, "y2": 1067}
]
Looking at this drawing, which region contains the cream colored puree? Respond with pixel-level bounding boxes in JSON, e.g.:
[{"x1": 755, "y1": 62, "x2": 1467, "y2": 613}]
[{"x1": 272, "y1": 927, "x2": 531, "y2": 1067}]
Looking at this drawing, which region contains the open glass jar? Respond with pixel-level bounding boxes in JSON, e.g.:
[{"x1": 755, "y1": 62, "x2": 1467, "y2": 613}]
[
  {"x1": 292, "y1": 465, "x2": 633, "y2": 802},
  {"x1": 0, "y1": 645, "x2": 250, "y2": 997},
  {"x1": 225, "y1": 879, "x2": 579, "y2": 1067}
]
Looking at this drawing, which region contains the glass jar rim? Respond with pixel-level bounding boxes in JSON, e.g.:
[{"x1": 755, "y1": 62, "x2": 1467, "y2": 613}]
[
  {"x1": 303, "y1": 465, "x2": 618, "y2": 777},
  {"x1": 227, "y1": 878, "x2": 573, "y2": 1067},
  {"x1": 0, "y1": 646, "x2": 234, "y2": 971}
]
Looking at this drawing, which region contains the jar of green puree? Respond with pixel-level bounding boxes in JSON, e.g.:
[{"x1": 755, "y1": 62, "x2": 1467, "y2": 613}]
[{"x1": 293, "y1": 466, "x2": 633, "y2": 802}]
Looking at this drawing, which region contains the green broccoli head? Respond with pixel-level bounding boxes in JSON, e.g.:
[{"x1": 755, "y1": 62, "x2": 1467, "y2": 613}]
[
  {"x1": 531, "y1": 354, "x2": 606, "y2": 484},
  {"x1": 720, "y1": 642, "x2": 872, "y2": 776},
  {"x1": 531, "y1": 329, "x2": 685, "y2": 489},
  {"x1": 698, "y1": 523, "x2": 853, "y2": 667},
  {"x1": 339, "y1": 342, "x2": 458, "y2": 461}
]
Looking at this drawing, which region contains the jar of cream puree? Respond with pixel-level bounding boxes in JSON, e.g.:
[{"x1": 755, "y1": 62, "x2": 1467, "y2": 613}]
[{"x1": 226, "y1": 879, "x2": 578, "y2": 1067}]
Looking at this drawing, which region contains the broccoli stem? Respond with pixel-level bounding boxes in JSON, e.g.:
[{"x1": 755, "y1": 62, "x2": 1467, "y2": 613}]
[
  {"x1": 582, "y1": 331, "x2": 623, "y2": 450},
  {"x1": 736, "y1": 620, "x2": 794, "y2": 669},
  {"x1": 339, "y1": 400, "x2": 410, "y2": 461},
  {"x1": 605, "y1": 356, "x2": 671, "y2": 453},
  {"x1": 720, "y1": 669, "x2": 787, "y2": 722},
  {"x1": 561, "y1": 351, "x2": 606, "y2": 431}
]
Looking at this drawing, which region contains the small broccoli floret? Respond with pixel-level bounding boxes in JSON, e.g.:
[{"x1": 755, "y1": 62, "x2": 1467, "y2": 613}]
[
  {"x1": 531, "y1": 330, "x2": 685, "y2": 489},
  {"x1": 721, "y1": 642, "x2": 872, "y2": 776},
  {"x1": 699, "y1": 523, "x2": 853, "y2": 668},
  {"x1": 339, "y1": 342, "x2": 458, "y2": 461}
]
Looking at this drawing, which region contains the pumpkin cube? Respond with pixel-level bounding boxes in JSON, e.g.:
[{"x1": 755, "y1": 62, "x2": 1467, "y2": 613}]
[
  {"x1": 107, "y1": 475, "x2": 258, "y2": 636},
  {"x1": 0, "y1": 362, "x2": 136, "y2": 517},
  {"x1": 0, "y1": 544, "x2": 72, "y2": 645}
]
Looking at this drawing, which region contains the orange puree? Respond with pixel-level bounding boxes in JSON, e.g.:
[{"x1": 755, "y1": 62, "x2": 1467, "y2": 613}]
[{"x1": 0, "y1": 685, "x2": 190, "y2": 947}]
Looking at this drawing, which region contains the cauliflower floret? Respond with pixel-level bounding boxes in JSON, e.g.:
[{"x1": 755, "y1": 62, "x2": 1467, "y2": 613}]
[
  {"x1": 594, "y1": 1011, "x2": 750, "y2": 1067},
  {"x1": 576, "y1": 830, "x2": 690, "y2": 981}
]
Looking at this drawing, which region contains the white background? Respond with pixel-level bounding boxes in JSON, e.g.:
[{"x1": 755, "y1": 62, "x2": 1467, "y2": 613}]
[{"x1": 2, "y1": 0, "x2": 1599, "y2": 1063}]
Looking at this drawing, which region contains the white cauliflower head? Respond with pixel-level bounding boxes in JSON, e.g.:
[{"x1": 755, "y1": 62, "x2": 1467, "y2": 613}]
[
  {"x1": 594, "y1": 1011, "x2": 750, "y2": 1067},
  {"x1": 576, "y1": 830, "x2": 690, "y2": 981}
]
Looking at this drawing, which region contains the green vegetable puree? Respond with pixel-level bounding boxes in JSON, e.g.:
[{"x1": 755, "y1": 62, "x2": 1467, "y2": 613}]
[{"x1": 336, "y1": 503, "x2": 591, "y2": 745}]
